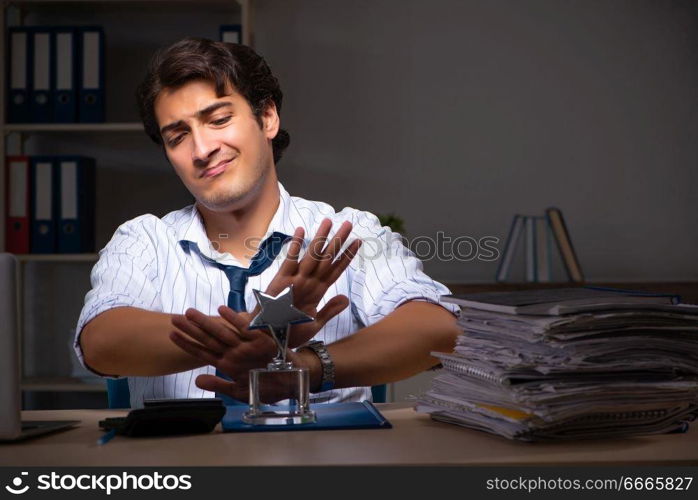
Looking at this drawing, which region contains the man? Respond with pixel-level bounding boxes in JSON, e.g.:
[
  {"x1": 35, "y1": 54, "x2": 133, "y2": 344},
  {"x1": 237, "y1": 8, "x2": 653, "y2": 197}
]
[{"x1": 75, "y1": 38, "x2": 459, "y2": 408}]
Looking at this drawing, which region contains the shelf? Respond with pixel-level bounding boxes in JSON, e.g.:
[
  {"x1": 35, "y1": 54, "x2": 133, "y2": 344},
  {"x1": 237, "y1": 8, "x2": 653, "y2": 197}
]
[
  {"x1": 7, "y1": 0, "x2": 241, "y2": 5},
  {"x1": 16, "y1": 254, "x2": 99, "y2": 262},
  {"x1": 2, "y1": 0, "x2": 252, "y2": 410},
  {"x1": 2, "y1": 123, "x2": 144, "y2": 133},
  {"x1": 22, "y1": 377, "x2": 106, "y2": 393}
]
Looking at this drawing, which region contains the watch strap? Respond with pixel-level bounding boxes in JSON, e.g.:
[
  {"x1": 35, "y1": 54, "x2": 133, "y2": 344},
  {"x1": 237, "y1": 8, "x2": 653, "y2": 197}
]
[{"x1": 302, "y1": 340, "x2": 335, "y2": 392}]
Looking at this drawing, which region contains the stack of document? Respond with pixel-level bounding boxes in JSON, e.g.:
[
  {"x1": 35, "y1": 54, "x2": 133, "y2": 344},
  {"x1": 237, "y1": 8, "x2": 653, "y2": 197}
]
[{"x1": 417, "y1": 288, "x2": 698, "y2": 440}]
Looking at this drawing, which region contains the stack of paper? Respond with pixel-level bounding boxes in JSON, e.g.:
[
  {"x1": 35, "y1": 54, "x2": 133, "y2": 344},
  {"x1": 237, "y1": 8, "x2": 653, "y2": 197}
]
[{"x1": 416, "y1": 288, "x2": 698, "y2": 440}]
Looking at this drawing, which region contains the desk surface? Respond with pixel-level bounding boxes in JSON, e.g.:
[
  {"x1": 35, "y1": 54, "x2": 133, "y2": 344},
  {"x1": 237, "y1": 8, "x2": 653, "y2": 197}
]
[{"x1": 1, "y1": 403, "x2": 697, "y2": 466}]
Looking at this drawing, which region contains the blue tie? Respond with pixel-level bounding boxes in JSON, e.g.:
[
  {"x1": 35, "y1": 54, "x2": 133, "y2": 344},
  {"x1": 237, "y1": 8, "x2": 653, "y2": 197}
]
[{"x1": 214, "y1": 231, "x2": 291, "y2": 405}]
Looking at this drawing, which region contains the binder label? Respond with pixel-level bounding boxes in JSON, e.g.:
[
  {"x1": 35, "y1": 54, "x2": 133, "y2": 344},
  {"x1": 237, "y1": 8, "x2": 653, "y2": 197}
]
[
  {"x1": 34, "y1": 33, "x2": 50, "y2": 91},
  {"x1": 11, "y1": 32, "x2": 27, "y2": 89},
  {"x1": 35, "y1": 162, "x2": 53, "y2": 220},
  {"x1": 223, "y1": 31, "x2": 240, "y2": 44},
  {"x1": 9, "y1": 161, "x2": 27, "y2": 217},
  {"x1": 57, "y1": 33, "x2": 73, "y2": 90},
  {"x1": 83, "y1": 33, "x2": 100, "y2": 89},
  {"x1": 61, "y1": 161, "x2": 78, "y2": 219}
]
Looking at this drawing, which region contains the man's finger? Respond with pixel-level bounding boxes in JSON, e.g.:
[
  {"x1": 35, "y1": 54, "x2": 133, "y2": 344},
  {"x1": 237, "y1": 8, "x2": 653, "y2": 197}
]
[
  {"x1": 277, "y1": 226, "x2": 304, "y2": 276},
  {"x1": 169, "y1": 331, "x2": 220, "y2": 365},
  {"x1": 183, "y1": 308, "x2": 240, "y2": 347},
  {"x1": 325, "y1": 239, "x2": 362, "y2": 284},
  {"x1": 218, "y1": 306, "x2": 258, "y2": 341},
  {"x1": 317, "y1": 221, "x2": 353, "y2": 272},
  {"x1": 299, "y1": 218, "x2": 332, "y2": 275},
  {"x1": 172, "y1": 314, "x2": 230, "y2": 352},
  {"x1": 315, "y1": 295, "x2": 350, "y2": 327},
  {"x1": 195, "y1": 374, "x2": 247, "y2": 401}
]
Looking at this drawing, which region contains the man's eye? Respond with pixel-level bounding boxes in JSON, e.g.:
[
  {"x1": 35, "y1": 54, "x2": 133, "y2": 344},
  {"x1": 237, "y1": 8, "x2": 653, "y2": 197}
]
[
  {"x1": 168, "y1": 134, "x2": 185, "y2": 147},
  {"x1": 211, "y1": 116, "x2": 231, "y2": 126}
]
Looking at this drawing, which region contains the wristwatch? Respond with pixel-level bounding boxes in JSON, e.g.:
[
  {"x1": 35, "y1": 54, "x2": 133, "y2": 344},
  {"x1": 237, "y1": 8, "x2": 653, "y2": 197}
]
[{"x1": 301, "y1": 340, "x2": 335, "y2": 392}]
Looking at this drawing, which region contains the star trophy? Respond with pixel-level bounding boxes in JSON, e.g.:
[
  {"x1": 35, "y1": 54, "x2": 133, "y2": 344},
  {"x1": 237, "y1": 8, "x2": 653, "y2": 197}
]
[{"x1": 242, "y1": 285, "x2": 317, "y2": 425}]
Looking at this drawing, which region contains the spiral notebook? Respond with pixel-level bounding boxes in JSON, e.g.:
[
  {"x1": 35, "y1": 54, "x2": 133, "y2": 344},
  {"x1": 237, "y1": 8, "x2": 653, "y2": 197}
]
[{"x1": 222, "y1": 401, "x2": 392, "y2": 433}]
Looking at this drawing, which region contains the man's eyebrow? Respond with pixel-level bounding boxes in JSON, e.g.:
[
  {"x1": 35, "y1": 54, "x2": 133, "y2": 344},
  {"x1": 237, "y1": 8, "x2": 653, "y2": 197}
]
[{"x1": 159, "y1": 102, "x2": 233, "y2": 136}]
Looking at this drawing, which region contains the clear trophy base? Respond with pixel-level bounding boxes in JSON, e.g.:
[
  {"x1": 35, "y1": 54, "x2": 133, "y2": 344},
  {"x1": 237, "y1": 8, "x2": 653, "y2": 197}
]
[{"x1": 242, "y1": 363, "x2": 316, "y2": 425}]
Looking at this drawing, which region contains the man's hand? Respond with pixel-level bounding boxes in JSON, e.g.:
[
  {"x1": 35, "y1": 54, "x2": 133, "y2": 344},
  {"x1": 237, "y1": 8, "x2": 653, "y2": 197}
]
[
  {"x1": 258, "y1": 218, "x2": 361, "y2": 347},
  {"x1": 169, "y1": 218, "x2": 361, "y2": 402},
  {"x1": 169, "y1": 306, "x2": 321, "y2": 402}
]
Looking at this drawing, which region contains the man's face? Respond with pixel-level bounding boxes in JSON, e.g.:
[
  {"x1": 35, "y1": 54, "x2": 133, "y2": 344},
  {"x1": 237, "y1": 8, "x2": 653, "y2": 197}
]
[{"x1": 154, "y1": 79, "x2": 279, "y2": 212}]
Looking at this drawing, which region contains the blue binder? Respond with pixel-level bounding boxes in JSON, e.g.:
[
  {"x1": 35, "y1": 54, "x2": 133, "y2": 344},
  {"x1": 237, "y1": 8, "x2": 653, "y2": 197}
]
[
  {"x1": 29, "y1": 27, "x2": 53, "y2": 123},
  {"x1": 55, "y1": 156, "x2": 96, "y2": 253},
  {"x1": 30, "y1": 156, "x2": 57, "y2": 253},
  {"x1": 222, "y1": 401, "x2": 392, "y2": 433},
  {"x1": 77, "y1": 27, "x2": 105, "y2": 123},
  {"x1": 53, "y1": 27, "x2": 77, "y2": 123},
  {"x1": 7, "y1": 27, "x2": 31, "y2": 123},
  {"x1": 219, "y1": 25, "x2": 242, "y2": 44}
]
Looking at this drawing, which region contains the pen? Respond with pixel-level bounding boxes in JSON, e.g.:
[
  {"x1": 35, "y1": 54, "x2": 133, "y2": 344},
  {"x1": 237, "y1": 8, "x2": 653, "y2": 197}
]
[{"x1": 97, "y1": 429, "x2": 116, "y2": 446}]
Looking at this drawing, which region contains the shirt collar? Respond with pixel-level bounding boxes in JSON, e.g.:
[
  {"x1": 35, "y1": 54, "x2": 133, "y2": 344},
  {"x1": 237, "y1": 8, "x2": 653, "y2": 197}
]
[{"x1": 177, "y1": 182, "x2": 295, "y2": 266}]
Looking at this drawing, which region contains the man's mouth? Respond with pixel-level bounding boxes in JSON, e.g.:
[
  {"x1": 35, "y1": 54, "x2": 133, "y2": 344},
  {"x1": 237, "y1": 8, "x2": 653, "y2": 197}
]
[{"x1": 201, "y1": 158, "x2": 234, "y2": 178}]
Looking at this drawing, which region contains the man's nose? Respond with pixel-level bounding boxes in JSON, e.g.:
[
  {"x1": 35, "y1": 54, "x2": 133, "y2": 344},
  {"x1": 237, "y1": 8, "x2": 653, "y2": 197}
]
[{"x1": 191, "y1": 128, "x2": 219, "y2": 165}]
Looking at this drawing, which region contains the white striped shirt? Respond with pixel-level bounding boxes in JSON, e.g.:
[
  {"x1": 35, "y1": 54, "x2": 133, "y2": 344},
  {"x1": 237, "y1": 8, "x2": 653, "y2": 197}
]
[{"x1": 75, "y1": 182, "x2": 458, "y2": 408}]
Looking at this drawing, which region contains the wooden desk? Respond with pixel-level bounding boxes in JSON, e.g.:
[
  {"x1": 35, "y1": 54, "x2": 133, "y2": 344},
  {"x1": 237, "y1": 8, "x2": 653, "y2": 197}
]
[{"x1": 1, "y1": 403, "x2": 696, "y2": 466}]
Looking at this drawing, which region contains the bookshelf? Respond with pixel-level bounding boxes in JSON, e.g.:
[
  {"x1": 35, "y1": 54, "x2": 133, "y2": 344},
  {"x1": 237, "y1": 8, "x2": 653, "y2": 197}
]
[
  {"x1": 4, "y1": 123, "x2": 143, "y2": 132},
  {"x1": 16, "y1": 253, "x2": 98, "y2": 262},
  {"x1": 1, "y1": 0, "x2": 253, "y2": 405}
]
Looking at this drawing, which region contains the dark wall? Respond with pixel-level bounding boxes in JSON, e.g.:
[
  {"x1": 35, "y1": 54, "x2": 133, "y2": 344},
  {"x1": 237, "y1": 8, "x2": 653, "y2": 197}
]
[{"x1": 256, "y1": 0, "x2": 698, "y2": 283}]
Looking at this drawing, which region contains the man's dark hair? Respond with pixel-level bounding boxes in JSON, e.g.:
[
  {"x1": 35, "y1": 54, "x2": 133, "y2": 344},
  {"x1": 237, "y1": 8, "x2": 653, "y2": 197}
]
[{"x1": 136, "y1": 37, "x2": 290, "y2": 164}]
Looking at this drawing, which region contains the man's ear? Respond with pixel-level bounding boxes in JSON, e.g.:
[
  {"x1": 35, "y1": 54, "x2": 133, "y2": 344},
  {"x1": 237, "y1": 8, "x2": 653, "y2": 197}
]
[{"x1": 261, "y1": 100, "x2": 280, "y2": 140}]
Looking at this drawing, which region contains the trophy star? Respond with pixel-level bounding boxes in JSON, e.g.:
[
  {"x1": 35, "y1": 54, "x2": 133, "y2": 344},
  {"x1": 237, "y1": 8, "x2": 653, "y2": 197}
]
[{"x1": 249, "y1": 286, "x2": 314, "y2": 331}]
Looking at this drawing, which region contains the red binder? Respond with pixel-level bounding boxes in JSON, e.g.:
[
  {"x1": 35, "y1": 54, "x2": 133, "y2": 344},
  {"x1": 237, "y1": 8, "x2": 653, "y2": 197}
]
[{"x1": 5, "y1": 156, "x2": 30, "y2": 254}]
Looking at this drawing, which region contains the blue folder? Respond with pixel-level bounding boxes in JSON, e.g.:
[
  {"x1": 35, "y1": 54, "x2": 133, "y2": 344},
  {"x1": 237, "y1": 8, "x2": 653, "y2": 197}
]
[
  {"x1": 55, "y1": 156, "x2": 96, "y2": 253},
  {"x1": 30, "y1": 156, "x2": 57, "y2": 253},
  {"x1": 7, "y1": 27, "x2": 31, "y2": 123},
  {"x1": 53, "y1": 27, "x2": 77, "y2": 123},
  {"x1": 77, "y1": 27, "x2": 105, "y2": 123},
  {"x1": 222, "y1": 401, "x2": 392, "y2": 433}
]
